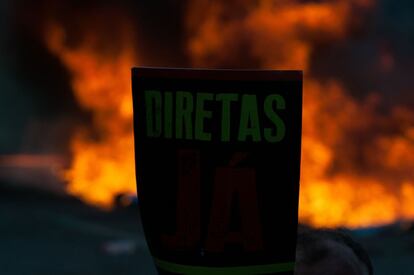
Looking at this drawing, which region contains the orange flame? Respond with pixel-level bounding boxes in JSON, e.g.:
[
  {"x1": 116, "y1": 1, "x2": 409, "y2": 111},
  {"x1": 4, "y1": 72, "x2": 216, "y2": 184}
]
[
  {"x1": 44, "y1": 0, "x2": 414, "y2": 228},
  {"x1": 185, "y1": 0, "x2": 414, "y2": 228},
  {"x1": 45, "y1": 22, "x2": 137, "y2": 207}
]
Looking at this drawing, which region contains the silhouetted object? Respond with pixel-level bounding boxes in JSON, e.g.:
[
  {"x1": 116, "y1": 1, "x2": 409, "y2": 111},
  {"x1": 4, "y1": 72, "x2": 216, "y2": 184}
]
[
  {"x1": 295, "y1": 226, "x2": 373, "y2": 275},
  {"x1": 132, "y1": 68, "x2": 302, "y2": 274}
]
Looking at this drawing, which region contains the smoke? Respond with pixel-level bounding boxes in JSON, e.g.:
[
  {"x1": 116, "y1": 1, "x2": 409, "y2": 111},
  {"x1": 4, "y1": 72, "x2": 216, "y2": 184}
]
[
  {"x1": 3, "y1": 0, "x2": 187, "y2": 155},
  {"x1": 311, "y1": 0, "x2": 414, "y2": 106}
]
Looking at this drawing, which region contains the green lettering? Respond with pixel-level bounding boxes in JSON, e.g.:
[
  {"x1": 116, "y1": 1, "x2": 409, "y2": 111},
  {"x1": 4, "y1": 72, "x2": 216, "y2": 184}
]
[
  {"x1": 195, "y1": 93, "x2": 213, "y2": 141},
  {"x1": 145, "y1": 90, "x2": 162, "y2": 137},
  {"x1": 176, "y1": 91, "x2": 193, "y2": 139},
  {"x1": 238, "y1": 95, "x2": 261, "y2": 142},
  {"x1": 264, "y1": 94, "x2": 285, "y2": 142},
  {"x1": 216, "y1": 93, "x2": 238, "y2": 142},
  {"x1": 164, "y1": 92, "x2": 173, "y2": 138}
]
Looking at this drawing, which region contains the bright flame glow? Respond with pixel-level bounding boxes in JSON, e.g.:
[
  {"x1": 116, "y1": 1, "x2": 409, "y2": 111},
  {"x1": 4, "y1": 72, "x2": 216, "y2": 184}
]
[
  {"x1": 186, "y1": 0, "x2": 414, "y2": 228},
  {"x1": 44, "y1": 0, "x2": 414, "y2": 228},
  {"x1": 45, "y1": 23, "x2": 137, "y2": 207}
]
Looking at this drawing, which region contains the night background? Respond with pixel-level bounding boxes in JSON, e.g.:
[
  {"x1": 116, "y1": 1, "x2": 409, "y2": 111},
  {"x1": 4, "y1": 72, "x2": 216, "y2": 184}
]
[{"x1": 1, "y1": 0, "x2": 414, "y2": 274}]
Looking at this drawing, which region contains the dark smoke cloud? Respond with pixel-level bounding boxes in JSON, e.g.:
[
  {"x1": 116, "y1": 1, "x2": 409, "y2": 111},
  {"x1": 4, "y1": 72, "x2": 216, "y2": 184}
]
[
  {"x1": 2, "y1": 0, "x2": 187, "y2": 154},
  {"x1": 2, "y1": 0, "x2": 414, "y2": 156},
  {"x1": 311, "y1": 0, "x2": 414, "y2": 107}
]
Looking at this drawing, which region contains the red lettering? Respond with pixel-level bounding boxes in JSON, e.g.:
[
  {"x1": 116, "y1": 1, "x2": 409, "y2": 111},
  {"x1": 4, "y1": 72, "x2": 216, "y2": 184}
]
[
  {"x1": 161, "y1": 151, "x2": 263, "y2": 253},
  {"x1": 161, "y1": 150, "x2": 201, "y2": 249},
  {"x1": 206, "y1": 154, "x2": 263, "y2": 252}
]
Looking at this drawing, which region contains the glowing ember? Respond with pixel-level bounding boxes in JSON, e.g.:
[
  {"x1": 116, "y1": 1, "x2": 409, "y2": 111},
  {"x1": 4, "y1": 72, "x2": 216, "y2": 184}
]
[{"x1": 43, "y1": 0, "x2": 414, "y2": 228}]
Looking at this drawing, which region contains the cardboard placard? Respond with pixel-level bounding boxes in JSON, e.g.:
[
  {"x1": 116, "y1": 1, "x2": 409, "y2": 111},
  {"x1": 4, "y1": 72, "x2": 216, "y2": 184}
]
[{"x1": 132, "y1": 67, "x2": 302, "y2": 274}]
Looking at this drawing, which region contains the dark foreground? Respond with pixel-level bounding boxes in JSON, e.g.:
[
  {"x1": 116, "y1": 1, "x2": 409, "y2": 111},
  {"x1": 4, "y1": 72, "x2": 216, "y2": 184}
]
[{"x1": 0, "y1": 185, "x2": 413, "y2": 275}]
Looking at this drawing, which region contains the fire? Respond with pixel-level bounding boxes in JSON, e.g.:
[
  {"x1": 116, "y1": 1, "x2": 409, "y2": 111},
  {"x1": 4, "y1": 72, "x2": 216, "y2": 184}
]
[
  {"x1": 186, "y1": 0, "x2": 414, "y2": 228},
  {"x1": 43, "y1": 0, "x2": 414, "y2": 228},
  {"x1": 45, "y1": 22, "x2": 137, "y2": 207}
]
